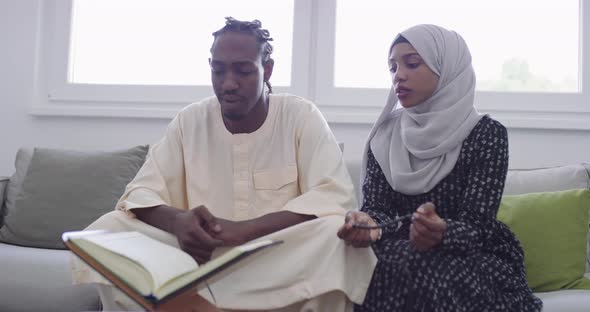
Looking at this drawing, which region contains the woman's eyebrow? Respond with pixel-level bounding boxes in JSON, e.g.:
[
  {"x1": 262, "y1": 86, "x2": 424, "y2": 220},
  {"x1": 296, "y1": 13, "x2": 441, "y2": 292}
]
[
  {"x1": 402, "y1": 53, "x2": 421, "y2": 61},
  {"x1": 389, "y1": 53, "x2": 421, "y2": 64}
]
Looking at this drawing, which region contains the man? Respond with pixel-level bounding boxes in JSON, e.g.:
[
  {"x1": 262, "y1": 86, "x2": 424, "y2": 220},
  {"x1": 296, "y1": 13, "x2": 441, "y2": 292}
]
[{"x1": 72, "y1": 17, "x2": 376, "y2": 311}]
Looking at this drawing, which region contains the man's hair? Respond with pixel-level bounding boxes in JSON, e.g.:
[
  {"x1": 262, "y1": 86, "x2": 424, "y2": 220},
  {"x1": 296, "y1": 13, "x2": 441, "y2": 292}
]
[{"x1": 212, "y1": 17, "x2": 274, "y2": 93}]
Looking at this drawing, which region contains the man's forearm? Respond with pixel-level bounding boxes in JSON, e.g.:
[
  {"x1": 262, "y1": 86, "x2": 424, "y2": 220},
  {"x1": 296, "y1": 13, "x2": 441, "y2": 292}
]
[
  {"x1": 133, "y1": 206, "x2": 316, "y2": 243},
  {"x1": 131, "y1": 205, "x2": 183, "y2": 234},
  {"x1": 242, "y1": 211, "x2": 316, "y2": 241}
]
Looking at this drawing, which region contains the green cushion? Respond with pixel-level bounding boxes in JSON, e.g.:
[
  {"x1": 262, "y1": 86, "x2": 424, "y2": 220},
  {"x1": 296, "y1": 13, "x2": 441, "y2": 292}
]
[
  {"x1": 0, "y1": 146, "x2": 148, "y2": 249},
  {"x1": 497, "y1": 189, "x2": 590, "y2": 292}
]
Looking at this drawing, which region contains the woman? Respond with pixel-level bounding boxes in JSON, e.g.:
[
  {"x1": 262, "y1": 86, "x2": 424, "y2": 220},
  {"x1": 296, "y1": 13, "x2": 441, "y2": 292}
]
[{"x1": 338, "y1": 24, "x2": 542, "y2": 311}]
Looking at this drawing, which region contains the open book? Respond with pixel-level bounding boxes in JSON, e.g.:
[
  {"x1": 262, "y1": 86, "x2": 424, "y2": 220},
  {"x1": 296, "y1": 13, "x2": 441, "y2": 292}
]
[{"x1": 63, "y1": 230, "x2": 282, "y2": 310}]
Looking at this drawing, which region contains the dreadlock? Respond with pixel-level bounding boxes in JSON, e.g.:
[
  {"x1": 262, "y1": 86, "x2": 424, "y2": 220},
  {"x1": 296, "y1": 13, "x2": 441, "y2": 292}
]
[{"x1": 212, "y1": 17, "x2": 274, "y2": 93}]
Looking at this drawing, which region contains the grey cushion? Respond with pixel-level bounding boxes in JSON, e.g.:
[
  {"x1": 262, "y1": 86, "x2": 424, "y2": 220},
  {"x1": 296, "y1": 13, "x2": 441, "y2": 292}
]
[
  {"x1": 504, "y1": 163, "x2": 590, "y2": 195},
  {"x1": 0, "y1": 146, "x2": 148, "y2": 249}
]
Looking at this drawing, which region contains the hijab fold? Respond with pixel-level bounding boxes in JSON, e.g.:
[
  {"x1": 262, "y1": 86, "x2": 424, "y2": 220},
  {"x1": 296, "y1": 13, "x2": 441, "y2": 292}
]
[{"x1": 361, "y1": 24, "x2": 484, "y2": 197}]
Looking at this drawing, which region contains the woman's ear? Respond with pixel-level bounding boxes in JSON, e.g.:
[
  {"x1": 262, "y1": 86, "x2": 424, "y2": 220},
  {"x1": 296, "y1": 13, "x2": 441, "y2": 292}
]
[{"x1": 263, "y1": 59, "x2": 274, "y2": 82}]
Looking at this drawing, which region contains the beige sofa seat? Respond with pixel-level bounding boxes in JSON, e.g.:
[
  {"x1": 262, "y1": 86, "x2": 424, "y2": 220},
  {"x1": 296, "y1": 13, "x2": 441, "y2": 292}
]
[{"x1": 0, "y1": 174, "x2": 101, "y2": 312}]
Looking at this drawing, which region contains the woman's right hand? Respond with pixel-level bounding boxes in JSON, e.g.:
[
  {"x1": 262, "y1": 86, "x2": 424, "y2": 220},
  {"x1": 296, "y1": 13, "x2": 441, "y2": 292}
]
[
  {"x1": 409, "y1": 202, "x2": 447, "y2": 251},
  {"x1": 337, "y1": 211, "x2": 380, "y2": 248}
]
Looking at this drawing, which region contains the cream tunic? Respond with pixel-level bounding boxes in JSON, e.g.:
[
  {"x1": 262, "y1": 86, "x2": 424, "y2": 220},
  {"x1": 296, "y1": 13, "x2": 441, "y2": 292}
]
[
  {"x1": 118, "y1": 93, "x2": 354, "y2": 219},
  {"x1": 72, "y1": 94, "x2": 377, "y2": 311}
]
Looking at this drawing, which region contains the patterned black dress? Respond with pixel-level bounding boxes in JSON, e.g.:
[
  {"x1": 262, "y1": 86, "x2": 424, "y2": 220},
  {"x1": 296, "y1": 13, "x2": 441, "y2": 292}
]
[{"x1": 357, "y1": 116, "x2": 542, "y2": 312}]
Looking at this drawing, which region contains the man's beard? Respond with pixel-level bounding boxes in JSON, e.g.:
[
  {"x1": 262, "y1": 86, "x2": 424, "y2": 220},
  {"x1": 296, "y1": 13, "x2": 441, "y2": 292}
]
[{"x1": 223, "y1": 112, "x2": 245, "y2": 121}]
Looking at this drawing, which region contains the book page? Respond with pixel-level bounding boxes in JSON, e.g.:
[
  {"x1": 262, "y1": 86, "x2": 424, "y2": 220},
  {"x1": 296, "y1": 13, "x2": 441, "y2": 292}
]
[
  {"x1": 80, "y1": 232, "x2": 198, "y2": 292},
  {"x1": 75, "y1": 238, "x2": 154, "y2": 296},
  {"x1": 154, "y1": 239, "x2": 278, "y2": 299}
]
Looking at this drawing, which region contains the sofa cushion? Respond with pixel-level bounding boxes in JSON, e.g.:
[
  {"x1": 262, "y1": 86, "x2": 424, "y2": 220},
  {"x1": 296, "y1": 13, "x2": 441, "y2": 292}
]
[
  {"x1": 0, "y1": 146, "x2": 148, "y2": 249},
  {"x1": 504, "y1": 163, "x2": 590, "y2": 274},
  {"x1": 497, "y1": 189, "x2": 590, "y2": 292},
  {"x1": 504, "y1": 163, "x2": 590, "y2": 195},
  {"x1": 1, "y1": 148, "x2": 34, "y2": 228}
]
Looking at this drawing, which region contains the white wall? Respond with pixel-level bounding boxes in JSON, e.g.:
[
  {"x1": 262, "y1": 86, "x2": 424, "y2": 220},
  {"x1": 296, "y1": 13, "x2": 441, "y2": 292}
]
[
  {"x1": 331, "y1": 124, "x2": 590, "y2": 169},
  {"x1": 1, "y1": 0, "x2": 589, "y2": 177}
]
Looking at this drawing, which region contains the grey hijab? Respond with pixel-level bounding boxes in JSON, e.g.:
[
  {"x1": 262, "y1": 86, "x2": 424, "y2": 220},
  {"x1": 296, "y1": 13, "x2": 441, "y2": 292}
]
[{"x1": 361, "y1": 24, "x2": 484, "y2": 196}]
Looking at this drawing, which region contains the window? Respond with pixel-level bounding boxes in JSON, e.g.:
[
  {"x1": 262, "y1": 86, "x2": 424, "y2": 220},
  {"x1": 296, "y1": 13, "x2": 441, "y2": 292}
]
[
  {"x1": 69, "y1": 0, "x2": 293, "y2": 86},
  {"x1": 40, "y1": 0, "x2": 310, "y2": 114},
  {"x1": 35, "y1": 0, "x2": 590, "y2": 129},
  {"x1": 313, "y1": 0, "x2": 589, "y2": 129},
  {"x1": 334, "y1": 0, "x2": 578, "y2": 93}
]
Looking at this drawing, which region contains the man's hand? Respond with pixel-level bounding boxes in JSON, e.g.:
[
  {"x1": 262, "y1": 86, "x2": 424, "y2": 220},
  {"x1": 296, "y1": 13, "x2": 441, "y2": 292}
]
[
  {"x1": 135, "y1": 206, "x2": 315, "y2": 261},
  {"x1": 206, "y1": 211, "x2": 315, "y2": 247},
  {"x1": 409, "y1": 202, "x2": 447, "y2": 251},
  {"x1": 209, "y1": 218, "x2": 251, "y2": 247},
  {"x1": 337, "y1": 211, "x2": 380, "y2": 248},
  {"x1": 172, "y1": 206, "x2": 224, "y2": 264}
]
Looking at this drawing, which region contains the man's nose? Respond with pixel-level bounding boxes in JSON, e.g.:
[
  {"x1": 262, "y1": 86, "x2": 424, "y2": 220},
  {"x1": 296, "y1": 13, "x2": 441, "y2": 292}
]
[{"x1": 221, "y1": 73, "x2": 239, "y2": 91}]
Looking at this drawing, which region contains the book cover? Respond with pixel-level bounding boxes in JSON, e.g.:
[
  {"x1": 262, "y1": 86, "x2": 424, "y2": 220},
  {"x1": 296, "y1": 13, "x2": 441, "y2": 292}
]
[{"x1": 63, "y1": 230, "x2": 282, "y2": 311}]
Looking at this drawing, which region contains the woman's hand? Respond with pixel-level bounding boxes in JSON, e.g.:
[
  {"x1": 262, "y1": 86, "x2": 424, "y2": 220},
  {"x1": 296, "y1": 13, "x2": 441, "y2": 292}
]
[
  {"x1": 337, "y1": 211, "x2": 380, "y2": 248},
  {"x1": 410, "y1": 202, "x2": 447, "y2": 251}
]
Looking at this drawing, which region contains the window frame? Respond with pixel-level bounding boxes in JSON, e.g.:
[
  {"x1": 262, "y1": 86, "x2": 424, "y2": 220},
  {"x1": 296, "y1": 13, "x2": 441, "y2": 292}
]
[
  {"x1": 34, "y1": 0, "x2": 312, "y2": 118},
  {"x1": 33, "y1": 0, "x2": 590, "y2": 130}
]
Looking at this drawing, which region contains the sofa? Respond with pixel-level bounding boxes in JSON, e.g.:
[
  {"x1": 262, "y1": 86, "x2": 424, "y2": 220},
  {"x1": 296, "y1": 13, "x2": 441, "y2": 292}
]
[
  {"x1": 0, "y1": 146, "x2": 149, "y2": 312},
  {"x1": 0, "y1": 146, "x2": 589, "y2": 311}
]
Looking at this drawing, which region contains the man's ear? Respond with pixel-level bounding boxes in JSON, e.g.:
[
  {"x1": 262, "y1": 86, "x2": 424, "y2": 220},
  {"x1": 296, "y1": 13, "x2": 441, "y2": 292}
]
[{"x1": 263, "y1": 59, "x2": 274, "y2": 82}]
